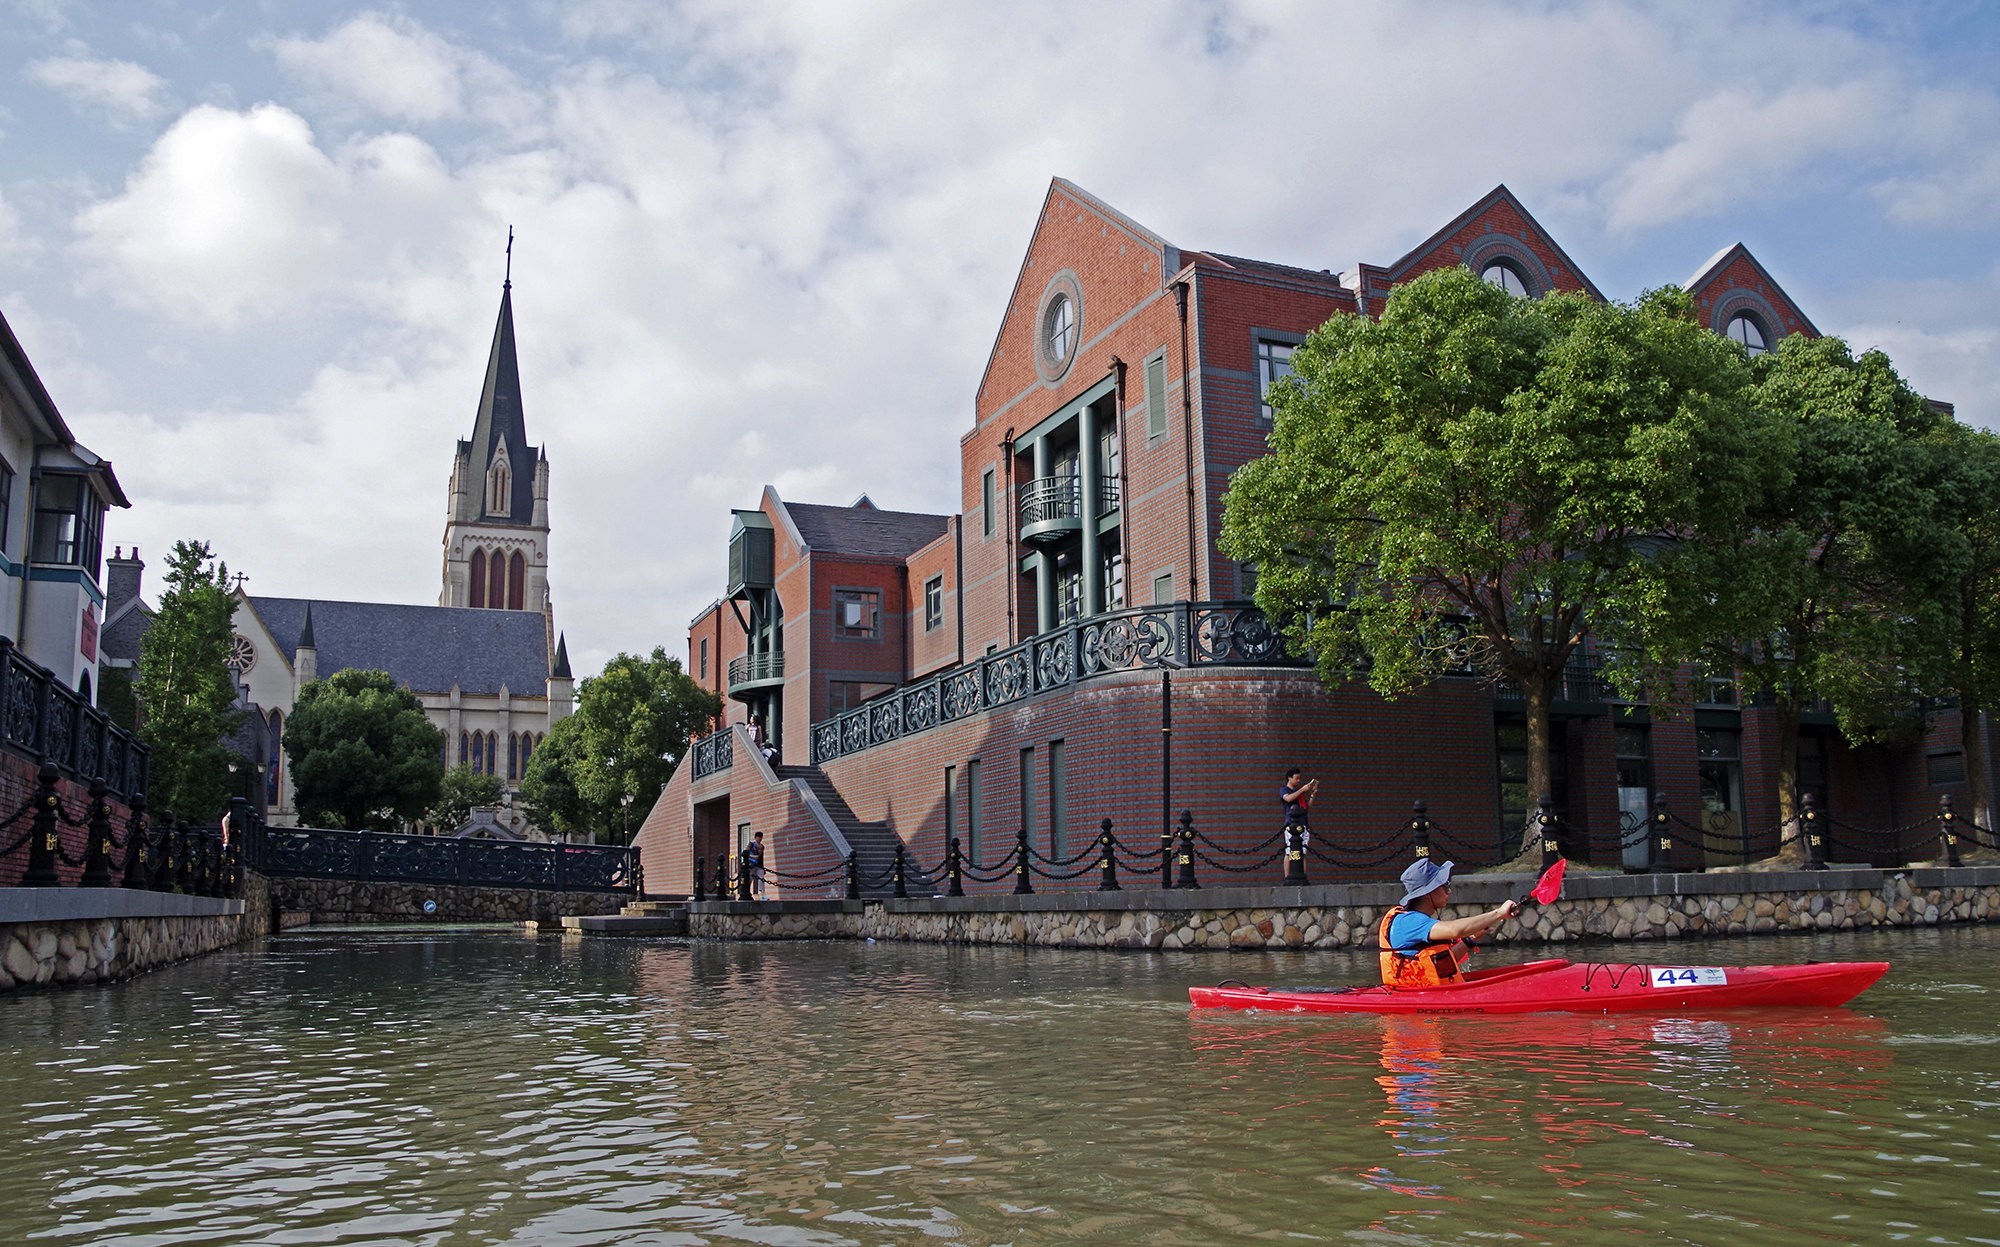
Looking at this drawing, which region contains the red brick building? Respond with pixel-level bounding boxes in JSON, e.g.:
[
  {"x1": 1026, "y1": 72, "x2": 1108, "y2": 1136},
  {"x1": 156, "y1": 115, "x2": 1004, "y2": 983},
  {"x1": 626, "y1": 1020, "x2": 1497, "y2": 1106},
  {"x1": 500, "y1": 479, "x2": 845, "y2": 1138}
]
[{"x1": 639, "y1": 180, "x2": 1982, "y2": 894}]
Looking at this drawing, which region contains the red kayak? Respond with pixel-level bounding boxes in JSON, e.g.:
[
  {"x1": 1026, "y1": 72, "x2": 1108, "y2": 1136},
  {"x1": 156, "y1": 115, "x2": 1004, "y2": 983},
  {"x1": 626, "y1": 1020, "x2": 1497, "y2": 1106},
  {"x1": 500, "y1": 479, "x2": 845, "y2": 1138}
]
[{"x1": 1188, "y1": 958, "x2": 1889, "y2": 1015}]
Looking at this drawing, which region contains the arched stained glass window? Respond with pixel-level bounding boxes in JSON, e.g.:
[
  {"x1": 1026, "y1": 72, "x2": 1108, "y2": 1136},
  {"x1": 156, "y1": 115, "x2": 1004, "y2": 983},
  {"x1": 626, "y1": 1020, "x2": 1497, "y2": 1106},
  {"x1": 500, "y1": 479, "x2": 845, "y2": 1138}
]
[
  {"x1": 508, "y1": 552, "x2": 525, "y2": 610},
  {"x1": 469, "y1": 550, "x2": 487, "y2": 609},
  {"x1": 488, "y1": 554, "x2": 506, "y2": 611}
]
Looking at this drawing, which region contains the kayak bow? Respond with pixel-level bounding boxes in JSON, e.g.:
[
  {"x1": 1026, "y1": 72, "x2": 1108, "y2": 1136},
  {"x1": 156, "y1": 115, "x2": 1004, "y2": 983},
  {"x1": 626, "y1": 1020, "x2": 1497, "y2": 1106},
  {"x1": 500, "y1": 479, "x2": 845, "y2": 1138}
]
[{"x1": 1188, "y1": 958, "x2": 1888, "y2": 1015}]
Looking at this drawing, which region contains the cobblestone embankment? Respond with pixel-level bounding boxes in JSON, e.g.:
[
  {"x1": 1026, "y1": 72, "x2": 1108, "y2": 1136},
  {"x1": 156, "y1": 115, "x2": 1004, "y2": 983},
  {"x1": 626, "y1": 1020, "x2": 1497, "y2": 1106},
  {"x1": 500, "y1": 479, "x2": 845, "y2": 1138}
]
[
  {"x1": 1, "y1": 891, "x2": 246, "y2": 992},
  {"x1": 687, "y1": 867, "x2": 2000, "y2": 948}
]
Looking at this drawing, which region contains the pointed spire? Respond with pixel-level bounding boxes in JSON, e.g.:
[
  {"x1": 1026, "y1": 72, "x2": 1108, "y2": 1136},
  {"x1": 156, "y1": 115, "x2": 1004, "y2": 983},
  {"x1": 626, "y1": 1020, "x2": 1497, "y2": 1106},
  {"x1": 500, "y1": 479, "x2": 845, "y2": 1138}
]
[
  {"x1": 466, "y1": 255, "x2": 533, "y2": 526},
  {"x1": 298, "y1": 603, "x2": 316, "y2": 650},
  {"x1": 551, "y1": 633, "x2": 572, "y2": 679}
]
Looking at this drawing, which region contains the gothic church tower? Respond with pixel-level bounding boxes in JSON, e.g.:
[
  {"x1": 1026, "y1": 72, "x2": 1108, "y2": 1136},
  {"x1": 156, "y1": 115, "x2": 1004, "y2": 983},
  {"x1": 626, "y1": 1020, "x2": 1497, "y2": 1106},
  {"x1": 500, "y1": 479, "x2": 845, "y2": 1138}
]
[{"x1": 441, "y1": 278, "x2": 552, "y2": 623}]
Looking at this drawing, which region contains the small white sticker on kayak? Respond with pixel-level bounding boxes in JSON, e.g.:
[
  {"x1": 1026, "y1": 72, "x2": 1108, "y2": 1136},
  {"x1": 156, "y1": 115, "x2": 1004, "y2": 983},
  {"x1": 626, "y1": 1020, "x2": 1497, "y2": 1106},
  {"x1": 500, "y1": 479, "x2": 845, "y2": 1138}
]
[{"x1": 1650, "y1": 967, "x2": 1727, "y2": 987}]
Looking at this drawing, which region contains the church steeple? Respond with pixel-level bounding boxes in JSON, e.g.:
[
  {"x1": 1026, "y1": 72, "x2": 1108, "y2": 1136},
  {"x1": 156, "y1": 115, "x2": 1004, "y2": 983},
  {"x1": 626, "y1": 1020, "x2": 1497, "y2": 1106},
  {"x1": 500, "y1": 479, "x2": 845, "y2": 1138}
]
[
  {"x1": 461, "y1": 282, "x2": 536, "y2": 527},
  {"x1": 441, "y1": 247, "x2": 554, "y2": 621}
]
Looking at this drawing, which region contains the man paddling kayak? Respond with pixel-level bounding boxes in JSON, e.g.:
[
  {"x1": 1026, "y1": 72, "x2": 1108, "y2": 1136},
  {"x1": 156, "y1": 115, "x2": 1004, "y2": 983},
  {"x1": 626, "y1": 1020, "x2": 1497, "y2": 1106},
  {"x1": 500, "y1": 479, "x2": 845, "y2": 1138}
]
[{"x1": 1378, "y1": 859, "x2": 1519, "y2": 987}]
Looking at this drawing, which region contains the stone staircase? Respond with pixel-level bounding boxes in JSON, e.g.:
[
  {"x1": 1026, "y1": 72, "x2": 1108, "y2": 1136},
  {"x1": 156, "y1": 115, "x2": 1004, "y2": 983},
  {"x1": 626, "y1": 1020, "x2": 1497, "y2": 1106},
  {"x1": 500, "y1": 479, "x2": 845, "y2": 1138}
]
[
  {"x1": 559, "y1": 898, "x2": 688, "y2": 935},
  {"x1": 777, "y1": 764, "x2": 933, "y2": 897}
]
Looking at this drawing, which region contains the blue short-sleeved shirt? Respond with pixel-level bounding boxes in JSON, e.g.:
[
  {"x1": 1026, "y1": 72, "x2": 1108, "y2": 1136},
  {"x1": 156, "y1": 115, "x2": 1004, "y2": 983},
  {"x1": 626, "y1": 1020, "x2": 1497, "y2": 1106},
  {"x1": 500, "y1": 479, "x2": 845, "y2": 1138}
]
[{"x1": 1387, "y1": 910, "x2": 1438, "y2": 952}]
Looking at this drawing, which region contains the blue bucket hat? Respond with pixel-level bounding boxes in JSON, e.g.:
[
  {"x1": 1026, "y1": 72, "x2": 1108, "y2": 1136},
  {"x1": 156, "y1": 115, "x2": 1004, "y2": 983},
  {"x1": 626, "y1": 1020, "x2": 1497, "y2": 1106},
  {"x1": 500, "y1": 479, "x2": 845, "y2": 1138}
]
[{"x1": 1399, "y1": 858, "x2": 1455, "y2": 906}]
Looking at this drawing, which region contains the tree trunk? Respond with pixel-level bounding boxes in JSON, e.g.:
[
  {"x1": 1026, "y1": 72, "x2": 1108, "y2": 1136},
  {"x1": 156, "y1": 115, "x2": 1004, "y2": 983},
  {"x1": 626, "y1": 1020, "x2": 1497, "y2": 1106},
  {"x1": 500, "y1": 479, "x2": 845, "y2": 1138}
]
[
  {"x1": 1520, "y1": 672, "x2": 1555, "y2": 858},
  {"x1": 1772, "y1": 697, "x2": 1804, "y2": 864}
]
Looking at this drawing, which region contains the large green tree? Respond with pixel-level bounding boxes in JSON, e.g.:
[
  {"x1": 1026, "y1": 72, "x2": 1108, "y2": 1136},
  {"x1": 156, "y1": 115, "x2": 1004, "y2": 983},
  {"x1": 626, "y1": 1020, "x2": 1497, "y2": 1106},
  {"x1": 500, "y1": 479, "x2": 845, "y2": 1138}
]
[
  {"x1": 1666, "y1": 336, "x2": 1959, "y2": 855},
  {"x1": 519, "y1": 648, "x2": 720, "y2": 842},
  {"x1": 1221, "y1": 266, "x2": 1782, "y2": 857},
  {"x1": 136, "y1": 540, "x2": 242, "y2": 820},
  {"x1": 427, "y1": 763, "x2": 505, "y2": 832},
  {"x1": 283, "y1": 668, "x2": 445, "y2": 830},
  {"x1": 1934, "y1": 422, "x2": 2000, "y2": 834}
]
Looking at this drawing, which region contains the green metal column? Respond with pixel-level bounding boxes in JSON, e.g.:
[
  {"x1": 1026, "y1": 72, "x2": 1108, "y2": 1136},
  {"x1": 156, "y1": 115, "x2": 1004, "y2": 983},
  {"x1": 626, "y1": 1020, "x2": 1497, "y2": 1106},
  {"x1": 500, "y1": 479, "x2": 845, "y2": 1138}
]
[
  {"x1": 1031, "y1": 437, "x2": 1054, "y2": 633},
  {"x1": 1079, "y1": 401, "x2": 1102, "y2": 618}
]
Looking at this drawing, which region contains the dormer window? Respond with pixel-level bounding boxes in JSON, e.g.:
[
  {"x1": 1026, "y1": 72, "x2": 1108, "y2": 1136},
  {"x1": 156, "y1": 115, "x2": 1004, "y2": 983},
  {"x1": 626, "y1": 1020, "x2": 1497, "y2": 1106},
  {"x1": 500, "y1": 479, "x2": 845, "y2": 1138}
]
[
  {"x1": 486, "y1": 440, "x2": 511, "y2": 516},
  {"x1": 1726, "y1": 312, "x2": 1769, "y2": 356},
  {"x1": 1481, "y1": 260, "x2": 1530, "y2": 298}
]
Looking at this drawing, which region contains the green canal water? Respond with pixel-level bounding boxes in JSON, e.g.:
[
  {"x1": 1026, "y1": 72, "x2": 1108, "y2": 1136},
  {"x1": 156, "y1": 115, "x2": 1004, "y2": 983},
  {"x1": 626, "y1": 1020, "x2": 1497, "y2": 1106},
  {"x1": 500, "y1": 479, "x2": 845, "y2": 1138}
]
[{"x1": 3, "y1": 925, "x2": 1999, "y2": 1246}]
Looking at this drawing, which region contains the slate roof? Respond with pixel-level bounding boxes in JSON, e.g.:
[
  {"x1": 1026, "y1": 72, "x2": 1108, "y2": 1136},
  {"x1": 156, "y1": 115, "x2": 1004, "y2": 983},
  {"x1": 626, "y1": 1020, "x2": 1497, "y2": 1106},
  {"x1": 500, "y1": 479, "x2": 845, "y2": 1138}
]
[
  {"x1": 783, "y1": 502, "x2": 949, "y2": 559},
  {"x1": 245, "y1": 596, "x2": 551, "y2": 697}
]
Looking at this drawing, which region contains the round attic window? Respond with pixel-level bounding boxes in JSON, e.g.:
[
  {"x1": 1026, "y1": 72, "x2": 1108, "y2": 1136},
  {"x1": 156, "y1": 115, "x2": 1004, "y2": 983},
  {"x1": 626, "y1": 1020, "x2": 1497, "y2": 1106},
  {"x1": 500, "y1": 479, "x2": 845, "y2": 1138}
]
[
  {"x1": 227, "y1": 634, "x2": 257, "y2": 674},
  {"x1": 1044, "y1": 293, "x2": 1077, "y2": 366},
  {"x1": 1034, "y1": 271, "x2": 1085, "y2": 385}
]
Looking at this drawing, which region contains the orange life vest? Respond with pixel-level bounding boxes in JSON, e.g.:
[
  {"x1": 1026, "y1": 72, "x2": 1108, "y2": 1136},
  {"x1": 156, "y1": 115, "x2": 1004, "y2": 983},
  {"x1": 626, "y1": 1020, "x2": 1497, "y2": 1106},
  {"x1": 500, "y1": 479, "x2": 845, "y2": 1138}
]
[{"x1": 1377, "y1": 906, "x2": 1468, "y2": 988}]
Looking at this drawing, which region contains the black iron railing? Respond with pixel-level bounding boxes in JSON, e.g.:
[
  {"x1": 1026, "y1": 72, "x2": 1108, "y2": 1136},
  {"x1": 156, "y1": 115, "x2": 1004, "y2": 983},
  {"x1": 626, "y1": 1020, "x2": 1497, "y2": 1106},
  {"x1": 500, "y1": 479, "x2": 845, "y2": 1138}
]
[
  {"x1": 727, "y1": 650, "x2": 784, "y2": 690},
  {"x1": 805, "y1": 600, "x2": 1301, "y2": 765},
  {"x1": 0, "y1": 637, "x2": 147, "y2": 797},
  {"x1": 244, "y1": 823, "x2": 638, "y2": 893},
  {"x1": 692, "y1": 728, "x2": 734, "y2": 779}
]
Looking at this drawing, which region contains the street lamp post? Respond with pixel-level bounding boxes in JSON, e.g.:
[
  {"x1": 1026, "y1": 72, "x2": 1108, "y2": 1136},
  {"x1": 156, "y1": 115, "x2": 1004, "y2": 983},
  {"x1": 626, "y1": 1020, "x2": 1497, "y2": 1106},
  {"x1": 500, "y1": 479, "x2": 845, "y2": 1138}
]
[{"x1": 621, "y1": 793, "x2": 635, "y2": 843}]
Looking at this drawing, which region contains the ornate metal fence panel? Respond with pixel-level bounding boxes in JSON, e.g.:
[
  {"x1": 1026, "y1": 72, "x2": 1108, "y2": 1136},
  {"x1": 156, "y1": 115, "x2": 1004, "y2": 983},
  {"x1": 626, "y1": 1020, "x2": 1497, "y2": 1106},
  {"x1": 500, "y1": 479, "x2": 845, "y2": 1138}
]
[
  {"x1": 251, "y1": 826, "x2": 637, "y2": 893},
  {"x1": 808, "y1": 600, "x2": 1309, "y2": 764},
  {"x1": 692, "y1": 729, "x2": 734, "y2": 779},
  {"x1": 0, "y1": 636, "x2": 148, "y2": 798}
]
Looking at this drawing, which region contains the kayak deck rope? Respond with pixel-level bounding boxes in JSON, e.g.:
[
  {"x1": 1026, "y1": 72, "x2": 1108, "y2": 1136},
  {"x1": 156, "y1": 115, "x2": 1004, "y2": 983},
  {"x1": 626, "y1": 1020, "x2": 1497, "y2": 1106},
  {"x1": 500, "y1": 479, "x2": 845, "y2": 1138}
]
[{"x1": 1579, "y1": 963, "x2": 1647, "y2": 993}]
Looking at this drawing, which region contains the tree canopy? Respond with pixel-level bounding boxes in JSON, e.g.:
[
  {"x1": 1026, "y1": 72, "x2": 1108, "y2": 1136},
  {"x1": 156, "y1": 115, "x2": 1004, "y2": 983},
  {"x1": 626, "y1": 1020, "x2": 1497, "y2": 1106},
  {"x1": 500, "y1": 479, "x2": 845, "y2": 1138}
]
[
  {"x1": 136, "y1": 539, "x2": 242, "y2": 820},
  {"x1": 1221, "y1": 266, "x2": 1785, "y2": 856},
  {"x1": 283, "y1": 668, "x2": 444, "y2": 830},
  {"x1": 519, "y1": 647, "x2": 720, "y2": 841},
  {"x1": 428, "y1": 763, "x2": 506, "y2": 832}
]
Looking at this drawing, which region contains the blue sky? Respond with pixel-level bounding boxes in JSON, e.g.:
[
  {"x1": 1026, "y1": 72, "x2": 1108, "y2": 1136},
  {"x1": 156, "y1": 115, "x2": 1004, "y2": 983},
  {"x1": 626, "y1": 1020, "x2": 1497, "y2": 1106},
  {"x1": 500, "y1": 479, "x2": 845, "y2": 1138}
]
[{"x1": 3, "y1": 1, "x2": 1997, "y2": 677}]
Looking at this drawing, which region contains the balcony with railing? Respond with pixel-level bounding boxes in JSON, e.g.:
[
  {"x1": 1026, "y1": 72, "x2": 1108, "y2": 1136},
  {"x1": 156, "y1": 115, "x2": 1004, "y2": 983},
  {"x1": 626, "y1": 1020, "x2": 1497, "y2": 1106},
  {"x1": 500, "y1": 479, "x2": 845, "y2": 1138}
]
[
  {"x1": 1018, "y1": 477, "x2": 1120, "y2": 544},
  {"x1": 727, "y1": 650, "x2": 785, "y2": 694}
]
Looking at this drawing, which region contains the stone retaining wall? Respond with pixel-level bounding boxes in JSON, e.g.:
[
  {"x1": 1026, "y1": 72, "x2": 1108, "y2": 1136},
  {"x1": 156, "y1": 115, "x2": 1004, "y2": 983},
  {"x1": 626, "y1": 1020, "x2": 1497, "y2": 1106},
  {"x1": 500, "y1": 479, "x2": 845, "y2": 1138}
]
[
  {"x1": 1, "y1": 891, "x2": 246, "y2": 992},
  {"x1": 269, "y1": 876, "x2": 630, "y2": 924},
  {"x1": 688, "y1": 867, "x2": 2000, "y2": 949}
]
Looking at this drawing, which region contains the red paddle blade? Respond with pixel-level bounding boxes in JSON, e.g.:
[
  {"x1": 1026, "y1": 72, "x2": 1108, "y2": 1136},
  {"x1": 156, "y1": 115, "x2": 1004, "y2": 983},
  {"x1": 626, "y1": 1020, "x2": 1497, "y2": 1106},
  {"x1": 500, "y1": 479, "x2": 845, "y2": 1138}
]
[{"x1": 1530, "y1": 858, "x2": 1567, "y2": 905}]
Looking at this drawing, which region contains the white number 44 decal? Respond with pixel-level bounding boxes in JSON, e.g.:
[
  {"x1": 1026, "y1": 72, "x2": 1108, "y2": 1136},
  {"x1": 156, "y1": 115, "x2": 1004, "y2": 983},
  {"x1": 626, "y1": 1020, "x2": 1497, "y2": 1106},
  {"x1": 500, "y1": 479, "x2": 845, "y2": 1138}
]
[{"x1": 1650, "y1": 967, "x2": 1728, "y2": 987}]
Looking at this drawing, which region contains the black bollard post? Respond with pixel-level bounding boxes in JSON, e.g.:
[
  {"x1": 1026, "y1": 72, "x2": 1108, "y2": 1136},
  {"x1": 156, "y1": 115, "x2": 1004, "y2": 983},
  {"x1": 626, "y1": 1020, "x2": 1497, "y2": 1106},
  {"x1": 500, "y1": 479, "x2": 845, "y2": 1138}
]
[
  {"x1": 893, "y1": 844, "x2": 908, "y2": 899},
  {"x1": 1174, "y1": 810, "x2": 1199, "y2": 889},
  {"x1": 1282, "y1": 824, "x2": 1309, "y2": 887},
  {"x1": 1537, "y1": 794, "x2": 1560, "y2": 874},
  {"x1": 1097, "y1": 818, "x2": 1120, "y2": 892},
  {"x1": 714, "y1": 852, "x2": 729, "y2": 902},
  {"x1": 19, "y1": 763, "x2": 63, "y2": 886},
  {"x1": 148, "y1": 809, "x2": 175, "y2": 891},
  {"x1": 120, "y1": 797, "x2": 150, "y2": 890},
  {"x1": 175, "y1": 820, "x2": 195, "y2": 894},
  {"x1": 1013, "y1": 825, "x2": 1033, "y2": 895},
  {"x1": 1409, "y1": 800, "x2": 1432, "y2": 861},
  {"x1": 737, "y1": 848, "x2": 752, "y2": 901},
  {"x1": 1939, "y1": 793, "x2": 1963, "y2": 868},
  {"x1": 1159, "y1": 824, "x2": 1173, "y2": 890},
  {"x1": 80, "y1": 778, "x2": 115, "y2": 888},
  {"x1": 1650, "y1": 791, "x2": 1673, "y2": 875},
  {"x1": 946, "y1": 836, "x2": 964, "y2": 897},
  {"x1": 1801, "y1": 792, "x2": 1826, "y2": 871},
  {"x1": 845, "y1": 852, "x2": 861, "y2": 900},
  {"x1": 692, "y1": 854, "x2": 706, "y2": 902}
]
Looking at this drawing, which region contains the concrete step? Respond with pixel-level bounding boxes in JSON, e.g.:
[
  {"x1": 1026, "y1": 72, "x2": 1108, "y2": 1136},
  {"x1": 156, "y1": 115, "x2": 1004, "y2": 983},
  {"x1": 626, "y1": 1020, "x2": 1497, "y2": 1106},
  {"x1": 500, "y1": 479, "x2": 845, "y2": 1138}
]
[
  {"x1": 561, "y1": 912, "x2": 688, "y2": 936},
  {"x1": 622, "y1": 900, "x2": 687, "y2": 916}
]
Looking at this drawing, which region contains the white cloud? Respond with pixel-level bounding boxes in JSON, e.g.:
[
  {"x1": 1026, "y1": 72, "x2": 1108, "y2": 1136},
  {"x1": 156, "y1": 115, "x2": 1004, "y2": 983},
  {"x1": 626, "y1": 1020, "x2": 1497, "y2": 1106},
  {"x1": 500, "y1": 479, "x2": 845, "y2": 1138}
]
[
  {"x1": 25, "y1": 54, "x2": 168, "y2": 126},
  {"x1": 271, "y1": 13, "x2": 508, "y2": 124},
  {"x1": 74, "y1": 103, "x2": 470, "y2": 326},
  {"x1": 39, "y1": 1, "x2": 2000, "y2": 676}
]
